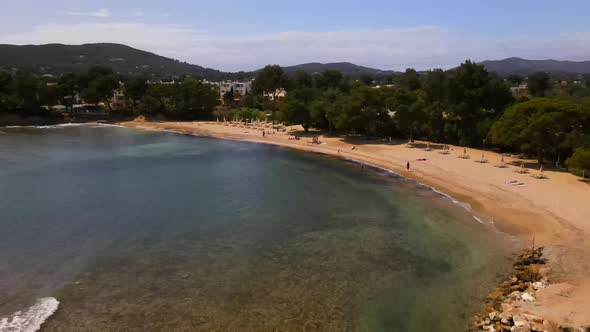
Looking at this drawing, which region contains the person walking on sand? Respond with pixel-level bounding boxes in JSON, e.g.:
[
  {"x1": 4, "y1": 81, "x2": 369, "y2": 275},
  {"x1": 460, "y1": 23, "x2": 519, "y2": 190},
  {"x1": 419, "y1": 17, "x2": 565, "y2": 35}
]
[
  {"x1": 262, "y1": 131, "x2": 265, "y2": 137},
  {"x1": 407, "y1": 161, "x2": 410, "y2": 171}
]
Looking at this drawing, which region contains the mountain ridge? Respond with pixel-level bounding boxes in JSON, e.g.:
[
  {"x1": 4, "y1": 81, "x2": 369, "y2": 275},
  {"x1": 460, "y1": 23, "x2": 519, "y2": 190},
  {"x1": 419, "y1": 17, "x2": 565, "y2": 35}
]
[
  {"x1": 1, "y1": 43, "x2": 590, "y2": 79},
  {"x1": 479, "y1": 57, "x2": 590, "y2": 75}
]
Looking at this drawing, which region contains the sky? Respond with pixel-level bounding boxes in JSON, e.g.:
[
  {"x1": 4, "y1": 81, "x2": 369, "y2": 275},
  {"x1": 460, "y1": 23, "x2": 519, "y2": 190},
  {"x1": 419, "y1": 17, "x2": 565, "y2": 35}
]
[{"x1": 1, "y1": 0, "x2": 590, "y2": 71}]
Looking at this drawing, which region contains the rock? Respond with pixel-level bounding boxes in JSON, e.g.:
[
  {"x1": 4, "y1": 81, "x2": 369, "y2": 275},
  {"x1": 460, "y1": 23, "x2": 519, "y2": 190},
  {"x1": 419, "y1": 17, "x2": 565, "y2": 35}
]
[
  {"x1": 501, "y1": 302, "x2": 514, "y2": 312},
  {"x1": 512, "y1": 327, "x2": 531, "y2": 332},
  {"x1": 508, "y1": 291, "x2": 522, "y2": 300},
  {"x1": 529, "y1": 320, "x2": 544, "y2": 331},
  {"x1": 499, "y1": 311, "x2": 513, "y2": 325},
  {"x1": 521, "y1": 292, "x2": 535, "y2": 302},
  {"x1": 532, "y1": 281, "x2": 547, "y2": 290},
  {"x1": 513, "y1": 315, "x2": 530, "y2": 329},
  {"x1": 489, "y1": 290, "x2": 505, "y2": 300},
  {"x1": 489, "y1": 311, "x2": 499, "y2": 321}
]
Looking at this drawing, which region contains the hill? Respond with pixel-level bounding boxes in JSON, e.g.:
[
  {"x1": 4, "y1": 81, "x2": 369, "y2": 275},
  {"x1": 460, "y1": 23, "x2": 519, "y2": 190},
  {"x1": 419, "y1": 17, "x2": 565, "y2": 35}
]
[
  {"x1": 0, "y1": 43, "x2": 234, "y2": 80},
  {"x1": 481, "y1": 57, "x2": 590, "y2": 75},
  {"x1": 277, "y1": 62, "x2": 395, "y2": 78}
]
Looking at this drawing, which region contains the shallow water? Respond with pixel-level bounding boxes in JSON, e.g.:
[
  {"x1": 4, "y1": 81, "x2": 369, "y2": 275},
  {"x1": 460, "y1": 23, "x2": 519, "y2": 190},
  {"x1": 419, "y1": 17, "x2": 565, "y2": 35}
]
[{"x1": 0, "y1": 125, "x2": 516, "y2": 331}]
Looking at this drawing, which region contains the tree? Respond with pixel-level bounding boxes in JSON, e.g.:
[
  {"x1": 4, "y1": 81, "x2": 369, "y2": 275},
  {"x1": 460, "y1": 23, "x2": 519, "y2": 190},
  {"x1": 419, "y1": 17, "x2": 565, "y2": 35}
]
[
  {"x1": 315, "y1": 70, "x2": 344, "y2": 90},
  {"x1": 223, "y1": 87, "x2": 235, "y2": 107},
  {"x1": 125, "y1": 77, "x2": 148, "y2": 107},
  {"x1": 253, "y1": 65, "x2": 289, "y2": 100},
  {"x1": 172, "y1": 79, "x2": 219, "y2": 120},
  {"x1": 311, "y1": 88, "x2": 345, "y2": 133},
  {"x1": 423, "y1": 69, "x2": 449, "y2": 141},
  {"x1": 389, "y1": 88, "x2": 427, "y2": 140},
  {"x1": 399, "y1": 68, "x2": 421, "y2": 91},
  {"x1": 566, "y1": 148, "x2": 590, "y2": 173},
  {"x1": 81, "y1": 66, "x2": 119, "y2": 112},
  {"x1": 293, "y1": 70, "x2": 313, "y2": 89},
  {"x1": 507, "y1": 75, "x2": 524, "y2": 85},
  {"x1": 447, "y1": 60, "x2": 511, "y2": 146},
  {"x1": 58, "y1": 73, "x2": 79, "y2": 112},
  {"x1": 341, "y1": 85, "x2": 388, "y2": 136},
  {"x1": 489, "y1": 98, "x2": 582, "y2": 164},
  {"x1": 14, "y1": 72, "x2": 40, "y2": 110},
  {"x1": 359, "y1": 74, "x2": 373, "y2": 86},
  {"x1": 528, "y1": 72, "x2": 551, "y2": 97},
  {"x1": 0, "y1": 71, "x2": 17, "y2": 113},
  {"x1": 285, "y1": 87, "x2": 317, "y2": 131}
]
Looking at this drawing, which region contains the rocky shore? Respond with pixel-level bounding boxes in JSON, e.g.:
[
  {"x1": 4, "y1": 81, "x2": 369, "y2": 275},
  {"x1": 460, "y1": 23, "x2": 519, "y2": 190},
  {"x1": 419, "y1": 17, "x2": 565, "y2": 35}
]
[{"x1": 471, "y1": 247, "x2": 588, "y2": 332}]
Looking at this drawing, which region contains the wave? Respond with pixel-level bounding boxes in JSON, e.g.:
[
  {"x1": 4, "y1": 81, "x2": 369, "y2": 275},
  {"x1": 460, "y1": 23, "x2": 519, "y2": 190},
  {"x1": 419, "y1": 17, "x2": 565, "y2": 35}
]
[
  {"x1": 1, "y1": 123, "x2": 125, "y2": 129},
  {"x1": 0, "y1": 297, "x2": 59, "y2": 332}
]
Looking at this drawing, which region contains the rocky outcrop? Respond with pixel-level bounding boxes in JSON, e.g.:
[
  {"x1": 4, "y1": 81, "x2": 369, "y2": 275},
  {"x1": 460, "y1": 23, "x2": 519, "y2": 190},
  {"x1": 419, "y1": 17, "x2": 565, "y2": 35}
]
[
  {"x1": 469, "y1": 247, "x2": 561, "y2": 332},
  {"x1": 470, "y1": 247, "x2": 590, "y2": 332}
]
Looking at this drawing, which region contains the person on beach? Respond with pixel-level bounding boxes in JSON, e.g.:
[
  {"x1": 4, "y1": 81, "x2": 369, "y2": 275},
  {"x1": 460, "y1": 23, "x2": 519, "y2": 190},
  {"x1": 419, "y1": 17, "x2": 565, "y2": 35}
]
[
  {"x1": 262, "y1": 131, "x2": 265, "y2": 137},
  {"x1": 407, "y1": 161, "x2": 410, "y2": 171}
]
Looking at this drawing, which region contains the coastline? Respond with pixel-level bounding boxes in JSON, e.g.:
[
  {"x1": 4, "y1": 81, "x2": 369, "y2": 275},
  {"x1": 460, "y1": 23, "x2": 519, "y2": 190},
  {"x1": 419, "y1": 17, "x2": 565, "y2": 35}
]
[{"x1": 119, "y1": 120, "x2": 590, "y2": 329}]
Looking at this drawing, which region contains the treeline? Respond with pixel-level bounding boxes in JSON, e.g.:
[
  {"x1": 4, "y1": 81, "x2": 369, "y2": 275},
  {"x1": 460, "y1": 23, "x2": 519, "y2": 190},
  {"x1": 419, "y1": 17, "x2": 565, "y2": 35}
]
[
  {"x1": 0, "y1": 66, "x2": 219, "y2": 120},
  {"x1": 243, "y1": 62, "x2": 589, "y2": 172},
  {"x1": 0, "y1": 67, "x2": 119, "y2": 114},
  {"x1": 1, "y1": 61, "x2": 589, "y2": 172}
]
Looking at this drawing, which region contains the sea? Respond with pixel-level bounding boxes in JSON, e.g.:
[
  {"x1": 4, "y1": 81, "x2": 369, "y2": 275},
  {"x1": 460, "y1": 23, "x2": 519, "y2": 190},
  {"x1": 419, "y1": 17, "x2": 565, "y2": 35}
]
[{"x1": 0, "y1": 124, "x2": 516, "y2": 331}]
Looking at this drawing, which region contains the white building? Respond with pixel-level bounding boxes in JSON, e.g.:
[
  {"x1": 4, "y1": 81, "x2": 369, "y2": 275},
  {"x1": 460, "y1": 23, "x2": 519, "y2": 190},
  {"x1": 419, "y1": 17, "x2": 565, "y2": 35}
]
[{"x1": 217, "y1": 81, "x2": 252, "y2": 97}]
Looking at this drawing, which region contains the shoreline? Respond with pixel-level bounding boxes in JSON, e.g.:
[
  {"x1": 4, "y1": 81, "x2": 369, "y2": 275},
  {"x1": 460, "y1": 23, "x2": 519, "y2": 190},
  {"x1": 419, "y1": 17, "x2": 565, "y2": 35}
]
[{"x1": 119, "y1": 120, "x2": 590, "y2": 329}]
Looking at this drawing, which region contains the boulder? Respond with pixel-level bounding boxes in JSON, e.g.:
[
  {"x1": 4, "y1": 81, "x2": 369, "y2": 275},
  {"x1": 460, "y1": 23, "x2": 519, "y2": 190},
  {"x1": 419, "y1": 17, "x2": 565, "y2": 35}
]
[
  {"x1": 513, "y1": 315, "x2": 530, "y2": 329},
  {"x1": 521, "y1": 292, "x2": 535, "y2": 302}
]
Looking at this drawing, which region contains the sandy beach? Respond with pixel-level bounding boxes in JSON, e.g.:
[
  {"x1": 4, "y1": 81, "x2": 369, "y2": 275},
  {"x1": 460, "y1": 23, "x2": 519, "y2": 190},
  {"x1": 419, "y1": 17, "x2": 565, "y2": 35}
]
[{"x1": 120, "y1": 120, "x2": 590, "y2": 329}]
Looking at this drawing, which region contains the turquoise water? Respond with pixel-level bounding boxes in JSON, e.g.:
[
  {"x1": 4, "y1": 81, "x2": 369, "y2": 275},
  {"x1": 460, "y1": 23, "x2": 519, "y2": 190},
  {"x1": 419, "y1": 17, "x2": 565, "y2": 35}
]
[{"x1": 0, "y1": 125, "x2": 515, "y2": 331}]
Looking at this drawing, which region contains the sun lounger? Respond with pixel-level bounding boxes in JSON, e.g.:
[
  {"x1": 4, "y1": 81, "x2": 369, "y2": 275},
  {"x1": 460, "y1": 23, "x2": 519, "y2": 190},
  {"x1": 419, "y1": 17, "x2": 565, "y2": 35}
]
[{"x1": 531, "y1": 173, "x2": 548, "y2": 179}]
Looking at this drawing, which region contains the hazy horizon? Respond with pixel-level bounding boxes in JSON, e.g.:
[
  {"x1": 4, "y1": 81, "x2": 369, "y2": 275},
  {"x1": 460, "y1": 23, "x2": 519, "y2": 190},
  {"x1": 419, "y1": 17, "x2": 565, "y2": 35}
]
[{"x1": 2, "y1": 1, "x2": 590, "y2": 71}]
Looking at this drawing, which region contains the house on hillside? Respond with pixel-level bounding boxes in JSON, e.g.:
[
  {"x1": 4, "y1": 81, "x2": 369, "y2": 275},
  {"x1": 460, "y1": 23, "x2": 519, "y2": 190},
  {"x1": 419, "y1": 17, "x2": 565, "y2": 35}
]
[
  {"x1": 510, "y1": 83, "x2": 529, "y2": 98},
  {"x1": 218, "y1": 81, "x2": 252, "y2": 96},
  {"x1": 110, "y1": 82, "x2": 127, "y2": 111},
  {"x1": 263, "y1": 88, "x2": 287, "y2": 101}
]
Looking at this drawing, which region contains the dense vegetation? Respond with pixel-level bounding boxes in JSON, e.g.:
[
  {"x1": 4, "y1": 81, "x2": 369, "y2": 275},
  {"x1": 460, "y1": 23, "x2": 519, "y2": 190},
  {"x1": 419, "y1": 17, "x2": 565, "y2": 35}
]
[
  {"x1": 243, "y1": 62, "x2": 589, "y2": 172},
  {"x1": 0, "y1": 66, "x2": 219, "y2": 120},
  {"x1": 1, "y1": 60, "x2": 589, "y2": 174},
  {"x1": 0, "y1": 43, "x2": 231, "y2": 81}
]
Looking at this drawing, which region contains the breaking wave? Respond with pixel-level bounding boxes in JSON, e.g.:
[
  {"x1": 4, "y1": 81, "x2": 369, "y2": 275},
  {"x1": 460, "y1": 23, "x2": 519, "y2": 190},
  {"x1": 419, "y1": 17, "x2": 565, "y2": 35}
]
[{"x1": 0, "y1": 297, "x2": 59, "y2": 332}]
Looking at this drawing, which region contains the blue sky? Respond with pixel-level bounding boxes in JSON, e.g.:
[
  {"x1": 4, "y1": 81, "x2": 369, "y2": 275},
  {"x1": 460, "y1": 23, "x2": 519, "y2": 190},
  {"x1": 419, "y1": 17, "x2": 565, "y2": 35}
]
[{"x1": 2, "y1": 0, "x2": 590, "y2": 71}]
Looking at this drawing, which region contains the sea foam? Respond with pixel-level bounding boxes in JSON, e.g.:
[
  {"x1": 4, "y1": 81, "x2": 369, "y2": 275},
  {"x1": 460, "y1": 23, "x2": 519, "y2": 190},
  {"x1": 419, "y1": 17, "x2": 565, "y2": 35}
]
[{"x1": 0, "y1": 297, "x2": 59, "y2": 332}]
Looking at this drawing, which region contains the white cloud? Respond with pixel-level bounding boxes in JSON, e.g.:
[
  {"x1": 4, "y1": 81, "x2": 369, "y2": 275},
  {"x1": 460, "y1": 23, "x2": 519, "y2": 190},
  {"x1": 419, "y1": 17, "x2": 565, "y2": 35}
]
[
  {"x1": 64, "y1": 8, "x2": 110, "y2": 18},
  {"x1": 1, "y1": 22, "x2": 590, "y2": 71}
]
